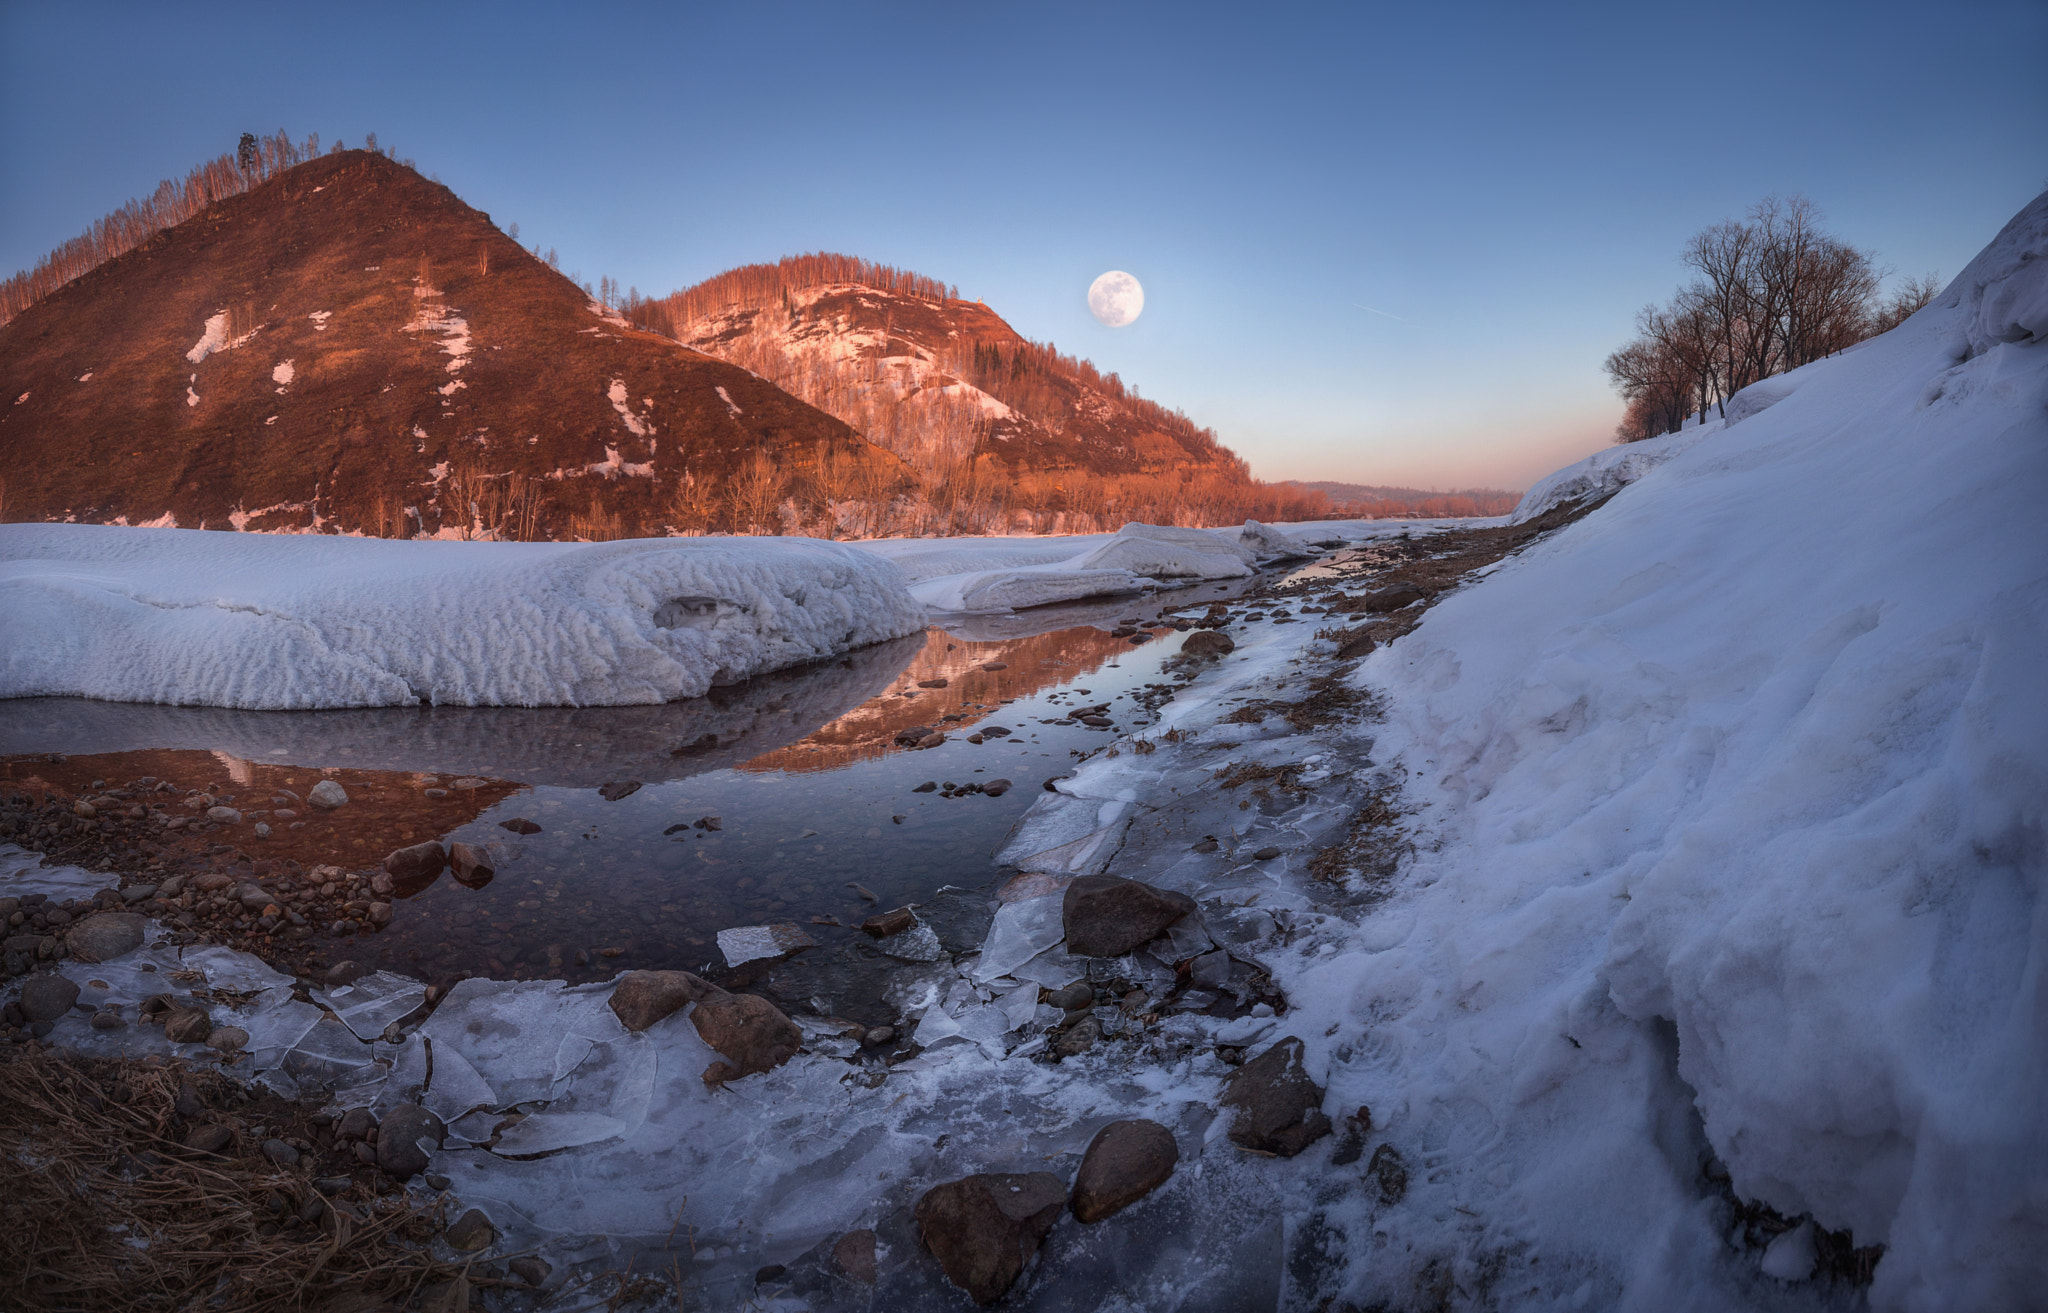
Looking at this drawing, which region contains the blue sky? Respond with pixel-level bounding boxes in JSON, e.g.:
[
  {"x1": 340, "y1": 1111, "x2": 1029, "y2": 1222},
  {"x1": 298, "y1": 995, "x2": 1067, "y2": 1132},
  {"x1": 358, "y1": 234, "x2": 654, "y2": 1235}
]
[{"x1": 4, "y1": 1, "x2": 2043, "y2": 488}]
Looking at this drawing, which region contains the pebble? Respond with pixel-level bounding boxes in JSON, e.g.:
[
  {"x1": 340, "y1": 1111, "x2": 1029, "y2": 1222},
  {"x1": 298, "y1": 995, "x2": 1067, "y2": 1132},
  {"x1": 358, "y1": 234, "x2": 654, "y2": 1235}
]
[{"x1": 262, "y1": 1138, "x2": 300, "y2": 1167}]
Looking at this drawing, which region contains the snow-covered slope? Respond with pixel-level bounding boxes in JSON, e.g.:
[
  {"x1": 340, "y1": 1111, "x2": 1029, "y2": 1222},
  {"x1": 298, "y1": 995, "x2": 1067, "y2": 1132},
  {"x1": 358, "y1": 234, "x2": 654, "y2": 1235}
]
[
  {"x1": 1298, "y1": 192, "x2": 2048, "y2": 1308},
  {"x1": 0, "y1": 528, "x2": 924, "y2": 708}
]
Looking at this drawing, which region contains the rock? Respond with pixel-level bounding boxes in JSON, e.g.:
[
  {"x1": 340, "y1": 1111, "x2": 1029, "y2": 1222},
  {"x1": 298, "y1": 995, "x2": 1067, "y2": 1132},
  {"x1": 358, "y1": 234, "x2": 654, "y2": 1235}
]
[
  {"x1": 499, "y1": 818, "x2": 542, "y2": 835},
  {"x1": 917, "y1": 733, "x2": 946, "y2": 750},
  {"x1": 862, "y1": 1025, "x2": 897, "y2": 1047},
  {"x1": 376, "y1": 1103, "x2": 444, "y2": 1180},
  {"x1": 1180, "y1": 630, "x2": 1236, "y2": 658},
  {"x1": 1359, "y1": 580, "x2": 1426, "y2": 612},
  {"x1": 697, "y1": 815, "x2": 722, "y2": 831},
  {"x1": 194, "y1": 873, "x2": 234, "y2": 893},
  {"x1": 820, "y1": 1228, "x2": 874, "y2": 1284},
  {"x1": 19, "y1": 974, "x2": 81, "y2": 1022},
  {"x1": 1079, "y1": 714, "x2": 1113, "y2": 727},
  {"x1": 261, "y1": 1138, "x2": 300, "y2": 1167},
  {"x1": 597, "y1": 781, "x2": 642, "y2": 802},
  {"x1": 164, "y1": 1006, "x2": 214, "y2": 1044},
  {"x1": 253, "y1": 823, "x2": 271, "y2": 839},
  {"x1": 916, "y1": 677, "x2": 949, "y2": 689},
  {"x1": 307, "y1": 779, "x2": 349, "y2": 809},
  {"x1": 173, "y1": 1079, "x2": 206, "y2": 1118},
  {"x1": 981, "y1": 661, "x2": 1007, "y2": 671},
  {"x1": 608, "y1": 969, "x2": 717, "y2": 1032},
  {"x1": 1071, "y1": 1119, "x2": 1179, "y2": 1222},
  {"x1": 120, "y1": 884, "x2": 158, "y2": 903},
  {"x1": 915, "y1": 1172, "x2": 1067, "y2": 1305},
  {"x1": 206, "y1": 806, "x2": 242, "y2": 824},
  {"x1": 336, "y1": 1107, "x2": 377, "y2": 1140},
  {"x1": 912, "y1": 781, "x2": 937, "y2": 793},
  {"x1": 982, "y1": 779, "x2": 1012, "y2": 797},
  {"x1": 381, "y1": 841, "x2": 446, "y2": 885},
  {"x1": 1044, "y1": 983, "x2": 1093, "y2": 1011},
  {"x1": 861, "y1": 908, "x2": 916, "y2": 938},
  {"x1": 1061, "y1": 875, "x2": 1197, "y2": 958},
  {"x1": 509, "y1": 1255, "x2": 552, "y2": 1287},
  {"x1": 366, "y1": 902, "x2": 393, "y2": 926},
  {"x1": 206, "y1": 1026, "x2": 250, "y2": 1053},
  {"x1": 90, "y1": 1008, "x2": 124, "y2": 1030},
  {"x1": 1220, "y1": 1036, "x2": 1332, "y2": 1156},
  {"x1": 445, "y1": 1207, "x2": 495, "y2": 1252},
  {"x1": 73, "y1": 801, "x2": 97, "y2": 819},
  {"x1": 184, "y1": 1123, "x2": 233, "y2": 1155},
  {"x1": 691, "y1": 991, "x2": 802, "y2": 1085},
  {"x1": 66, "y1": 911, "x2": 145, "y2": 962},
  {"x1": 369, "y1": 872, "x2": 395, "y2": 896},
  {"x1": 325, "y1": 960, "x2": 369, "y2": 987},
  {"x1": 447, "y1": 842, "x2": 495, "y2": 888},
  {"x1": 1366, "y1": 1142, "x2": 1408, "y2": 1204},
  {"x1": 1252, "y1": 846, "x2": 1282, "y2": 861},
  {"x1": 237, "y1": 886, "x2": 273, "y2": 912},
  {"x1": 1054, "y1": 1017, "x2": 1102, "y2": 1058},
  {"x1": 1190, "y1": 836, "x2": 1219, "y2": 853}
]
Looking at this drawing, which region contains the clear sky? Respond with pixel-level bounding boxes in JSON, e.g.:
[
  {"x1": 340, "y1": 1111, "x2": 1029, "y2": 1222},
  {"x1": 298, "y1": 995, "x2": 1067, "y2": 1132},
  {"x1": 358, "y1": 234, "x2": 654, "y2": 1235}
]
[{"x1": 4, "y1": 1, "x2": 2043, "y2": 489}]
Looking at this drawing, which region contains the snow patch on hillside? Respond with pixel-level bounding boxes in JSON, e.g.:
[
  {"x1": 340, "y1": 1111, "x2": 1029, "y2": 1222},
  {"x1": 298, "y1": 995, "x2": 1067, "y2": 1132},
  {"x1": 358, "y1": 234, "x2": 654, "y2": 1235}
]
[
  {"x1": 185, "y1": 311, "x2": 231, "y2": 363},
  {"x1": 0, "y1": 527, "x2": 925, "y2": 709}
]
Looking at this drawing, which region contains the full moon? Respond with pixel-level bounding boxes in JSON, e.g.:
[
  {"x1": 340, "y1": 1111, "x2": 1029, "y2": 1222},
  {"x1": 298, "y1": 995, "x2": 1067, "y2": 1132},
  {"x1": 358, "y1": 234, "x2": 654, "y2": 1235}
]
[{"x1": 1088, "y1": 270, "x2": 1144, "y2": 327}]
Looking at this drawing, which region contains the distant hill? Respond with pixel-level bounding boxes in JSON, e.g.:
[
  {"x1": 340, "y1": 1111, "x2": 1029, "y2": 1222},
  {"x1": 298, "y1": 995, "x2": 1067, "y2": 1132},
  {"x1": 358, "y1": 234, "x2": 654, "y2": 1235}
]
[
  {"x1": 1281, "y1": 481, "x2": 1521, "y2": 519},
  {"x1": 0, "y1": 150, "x2": 899, "y2": 539},
  {"x1": 632, "y1": 255, "x2": 1329, "y2": 531}
]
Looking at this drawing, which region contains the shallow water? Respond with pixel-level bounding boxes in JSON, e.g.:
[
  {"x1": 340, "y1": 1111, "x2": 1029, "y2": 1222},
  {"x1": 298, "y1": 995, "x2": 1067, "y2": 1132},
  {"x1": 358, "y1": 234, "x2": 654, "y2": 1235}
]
[{"x1": 1, "y1": 580, "x2": 1255, "y2": 991}]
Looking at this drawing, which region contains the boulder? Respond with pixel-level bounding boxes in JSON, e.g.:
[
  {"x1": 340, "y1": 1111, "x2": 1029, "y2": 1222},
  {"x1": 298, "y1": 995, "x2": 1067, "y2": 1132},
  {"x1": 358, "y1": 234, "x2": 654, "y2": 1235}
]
[
  {"x1": 447, "y1": 841, "x2": 495, "y2": 888},
  {"x1": 382, "y1": 841, "x2": 446, "y2": 887},
  {"x1": 66, "y1": 912, "x2": 145, "y2": 962},
  {"x1": 1061, "y1": 875, "x2": 1196, "y2": 958},
  {"x1": 915, "y1": 1172, "x2": 1067, "y2": 1305},
  {"x1": 1179, "y1": 630, "x2": 1235, "y2": 658},
  {"x1": 691, "y1": 991, "x2": 802, "y2": 1085},
  {"x1": 307, "y1": 779, "x2": 349, "y2": 809},
  {"x1": 18, "y1": 973, "x2": 80, "y2": 1023},
  {"x1": 376, "y1": 1103, "x2": 444, "y2": 1180},
  {"x1": 1071, "y1": 1119, "x2": 1179, "y2": 1222},
  {"x1": 1220, "y1": 1036, "x2": 1332, "y2": 1156},
  {"x1": 608, "y1": 969, "x2": 718, "y2": 1032}
]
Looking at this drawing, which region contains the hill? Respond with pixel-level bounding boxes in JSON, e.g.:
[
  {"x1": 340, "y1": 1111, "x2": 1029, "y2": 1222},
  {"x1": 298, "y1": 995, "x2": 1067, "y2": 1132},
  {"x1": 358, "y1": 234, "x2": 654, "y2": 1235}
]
[
  {"x1": 1281, "y1": 480, "x2": 1520, "y2": 518},
  {"x1": 0, "y1": 150, "x2": 900, "y2": 539},
  {"x1": 631, "y1": 255, "x2": 1329, "y2": 531}
]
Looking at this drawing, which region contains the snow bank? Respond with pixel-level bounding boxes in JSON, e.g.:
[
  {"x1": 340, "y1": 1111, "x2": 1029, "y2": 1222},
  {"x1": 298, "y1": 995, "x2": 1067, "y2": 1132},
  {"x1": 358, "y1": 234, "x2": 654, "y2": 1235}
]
[
  {"x1": 0, "y1": 528, "x2": 924, "y2": 709},
  {"x1": 1509, "y1": 422, "x2": 1716, "y2": 522},
  {"x1": 1300, "y1": 191, "x2": 2048, "y2": 1308}
]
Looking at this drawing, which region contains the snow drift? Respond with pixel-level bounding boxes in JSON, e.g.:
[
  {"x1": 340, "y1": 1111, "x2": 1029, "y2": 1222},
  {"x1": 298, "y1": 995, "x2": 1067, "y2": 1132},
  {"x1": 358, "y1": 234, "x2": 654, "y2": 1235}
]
[
  {"x1": 0, "y1": 528, "x2": 925, "y2": 709},
  {"x1": 1298, "y1": 191, "x2": 2048, "y2": 1308}
]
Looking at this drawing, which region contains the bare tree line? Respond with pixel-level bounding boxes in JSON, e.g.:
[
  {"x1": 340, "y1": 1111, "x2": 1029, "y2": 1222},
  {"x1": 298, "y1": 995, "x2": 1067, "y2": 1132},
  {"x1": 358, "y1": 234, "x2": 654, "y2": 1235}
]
[
  {"x1": 0, "y1": 131, "x2": 422, "y2": 327},
  {"x1": 1605, "y1": 196, "x2": 1941, "y2": 442}
]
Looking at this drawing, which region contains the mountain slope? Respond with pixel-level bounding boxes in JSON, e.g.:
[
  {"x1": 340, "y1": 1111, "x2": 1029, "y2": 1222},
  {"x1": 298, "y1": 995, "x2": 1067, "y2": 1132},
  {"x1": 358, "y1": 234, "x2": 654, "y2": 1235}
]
[{"x1": 0, "y1": 151, "x2": 900, "y2": 538}]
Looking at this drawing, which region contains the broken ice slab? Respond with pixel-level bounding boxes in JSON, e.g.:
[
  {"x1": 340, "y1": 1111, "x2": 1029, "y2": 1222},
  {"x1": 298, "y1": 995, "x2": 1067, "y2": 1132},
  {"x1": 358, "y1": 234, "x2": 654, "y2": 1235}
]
[
  {"x1": 995, "y1": 793, "x2": 1140, "y2": 876},
  {"x1": 494, "y1": 1110, "x2": 631, "y2": 1157},
  {"x1": 1162, "y1": 914, "x2": 1216, "y2": 963},
  {"x1": 415, "y1": 978, "x2": 621, "y2": 1108},
  {"x1": 995, "y1": 981, "x2": 1041, "y2": 1031},
  {"x1": 1213, "y1": 1014, "x2": 1278, "y2": 1047},
  {"x1": 1007, "y1": 945, "x2": 1087, "y2": 990},
  {"x1": 285, "y1": 1015, "x2": 388, "y2": 1100},
  {"x1": 871, "y1": 917, "x2": 943, "y2": 963},
  {"x1": 0, "y1": 844, "x2": 116, "y2": 899},
  {"x1": 315, "y1": 969, "x2": 428, "y2": 1041},
  {"x1": 971, "y1": 893, "x2": 1068, "y2": 983},
  {"x1": 716, "y1": 922, "x2": 820, "y2": 968},
  {"x1": 423, "y1": 1038, "x2": 498, "y2": 1125}
]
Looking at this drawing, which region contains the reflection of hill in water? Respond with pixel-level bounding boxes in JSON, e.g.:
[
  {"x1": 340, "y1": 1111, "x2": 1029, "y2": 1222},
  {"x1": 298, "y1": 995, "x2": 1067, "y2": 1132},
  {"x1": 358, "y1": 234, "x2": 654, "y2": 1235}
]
[
  {"x1": 741, "y1": 623, "x2": 1153, "y2": 773},
  {"x1": 0, "y1": 634, "x2": 925, "y2": 788}
]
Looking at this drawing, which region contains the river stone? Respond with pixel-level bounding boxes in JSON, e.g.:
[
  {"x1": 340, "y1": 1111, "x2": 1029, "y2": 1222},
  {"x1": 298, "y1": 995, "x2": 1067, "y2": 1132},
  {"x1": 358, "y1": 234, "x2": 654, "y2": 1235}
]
[
  {"x1": 206, "y1": 1026, "x2": 250, "y2": 1053},
  {"x1": 915, "y1": 1172, "x2": 1067, "y2": 1305},
  {"x1": 1220, "y1": 1036, "x2": 1332, "y2": 1156},
  {"x1": 608, "y1": 969, "x2": 718, "y2": 1032},
  {"x1": 691, "y1": 992, "x2": 802, "y2": 1086},
  {"x1": 382, "y1": 841, "x2": 446, "y2": 885},
  {"x1": 861, "y1": 908, "x2": 915, "y2": 938},
  {"x1": 1359, "y1": 580, "x2": 1426, "y2": 613},
  {"x1": 206, "y1": 806, "x2": 242, "y2": 824},
  {"x1": 67, "y1": 912, "x2": 145, "y2": 962},
  {"x1": 1062, "y1": 875, "x2": 1196, "y2": 958},
  {"x1": 445, "y1": 1207, "x2": 495, "y2": 1252},
  {"x1": 376, "y1": 1103, "x2": 444, "y2": 1180},
  {"x1": 597, "y1": 781, "x2": 642, "y2": 802},
  {"x1": 164, "y1": 1006, "x2": 214, "y2": 1044},
  {"x1": 307, "y1": 780, "x2": 349, "y2": 809},
  {"x1": 447, "y1": 841, "x2": 495, "y2": 888},
  {"x1": 1180, "y1": 630, "x2": 1235, "y2": 658},
  {"x1": 1072, "y1": 1119, "x2": 1180, "y2": 1222},
  {"x1": 831, "y1": 1229, "x2": 878, "y2": 1285},
  {"x1": 18, "y1": 973, "x2": 80, "y2": 1022}
]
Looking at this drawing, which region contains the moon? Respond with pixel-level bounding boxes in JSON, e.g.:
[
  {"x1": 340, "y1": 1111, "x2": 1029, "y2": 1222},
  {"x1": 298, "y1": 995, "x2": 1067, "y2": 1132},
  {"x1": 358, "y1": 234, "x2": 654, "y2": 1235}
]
[{"x1": 1088, "y1": 270, "x2": 1144, "y2": 327}]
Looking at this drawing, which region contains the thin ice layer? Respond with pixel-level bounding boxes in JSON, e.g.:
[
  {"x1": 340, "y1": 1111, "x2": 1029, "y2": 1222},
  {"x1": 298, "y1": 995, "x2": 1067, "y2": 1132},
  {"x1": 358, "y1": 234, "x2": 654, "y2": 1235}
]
[{"x1": 0, "y1": 528, "x2": 925, "y2": 708}]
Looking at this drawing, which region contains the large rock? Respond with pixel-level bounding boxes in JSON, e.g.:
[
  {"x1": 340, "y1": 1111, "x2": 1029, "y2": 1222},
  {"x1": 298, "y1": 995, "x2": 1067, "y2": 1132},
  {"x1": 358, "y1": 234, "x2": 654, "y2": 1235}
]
[
  {"x1": 447, "y1": 841, "x2": 495, "y2": 888},
  {"x1": 1220, "y1": 1036, "x2": 1331, "y2": 1156},
  {"x1": 915, "y1": 1172, "x2": 1067, "y2": 1305},
  {"x1": 608, "y1": 969, "x2": 718, "y2": 1032},
  {"x1": 1062, "y1": 875, "x2": 1196, "y2": 958},
  {"x1": 376, "y1": 1103, "x2": 444, "y2": 1180},
  {"x1": 691, "y1": 992, "x2": 802, "y2": 1085},
  {"x1": 18, "y1": 973, "x2": 80, "y2": 1022},
  {"x1": 66, "y1": 912, "x2": 145, "y2": 963},
  {"x1": 381, "y1": 841, "x2": 446, "y2": 890},
  {"x1": 307, "y1": 779, "x2": 349, "y2": 809},
  {"x1": 1071, "y1": 1119, "x2": 1179, "y2": 1222},
  {"x1": 1179, "y1": 629, "x2": 1236, "y2": 658}
]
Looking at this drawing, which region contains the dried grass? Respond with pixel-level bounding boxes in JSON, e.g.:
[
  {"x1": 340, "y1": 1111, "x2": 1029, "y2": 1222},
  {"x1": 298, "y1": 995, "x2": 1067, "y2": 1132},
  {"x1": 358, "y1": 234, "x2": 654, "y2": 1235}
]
[{"x1": 0, "y1": 1046, "x2": 465, "y2": 1312}]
